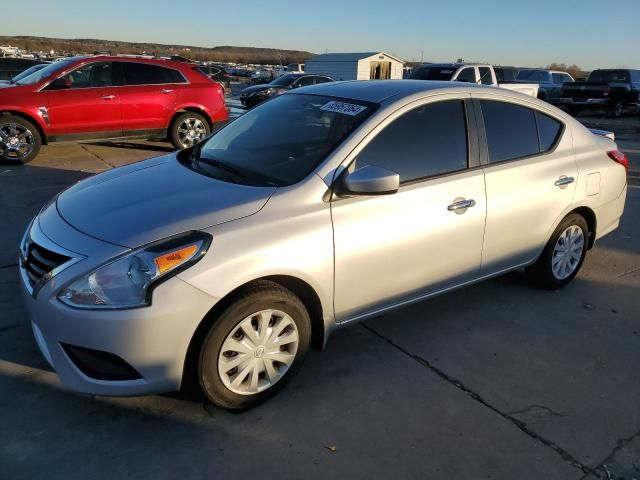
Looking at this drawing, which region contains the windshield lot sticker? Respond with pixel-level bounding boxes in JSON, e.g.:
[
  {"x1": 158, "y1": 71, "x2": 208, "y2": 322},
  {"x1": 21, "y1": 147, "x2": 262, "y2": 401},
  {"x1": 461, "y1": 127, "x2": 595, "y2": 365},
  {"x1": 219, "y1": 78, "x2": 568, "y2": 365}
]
[{"x1": 320, "y1": 101, "x2": 367, "y2": 116}]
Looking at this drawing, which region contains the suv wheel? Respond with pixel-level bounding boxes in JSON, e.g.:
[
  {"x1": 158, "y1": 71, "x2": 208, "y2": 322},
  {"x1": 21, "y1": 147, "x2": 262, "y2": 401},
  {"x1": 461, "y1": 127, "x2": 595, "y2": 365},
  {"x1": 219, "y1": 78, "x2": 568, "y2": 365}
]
[
  {"x1": 198, "y1": 281, "x2": 311, "y2": 410},
  {"x1": 0, "y1": 115, "x2": 41, "y2": 164},
  {"x1": 526, "y1": 213, "x2": 588, "y2": 290},
  {"x1": 170, "y1": 112, "x2": 210, "y2": 149}
]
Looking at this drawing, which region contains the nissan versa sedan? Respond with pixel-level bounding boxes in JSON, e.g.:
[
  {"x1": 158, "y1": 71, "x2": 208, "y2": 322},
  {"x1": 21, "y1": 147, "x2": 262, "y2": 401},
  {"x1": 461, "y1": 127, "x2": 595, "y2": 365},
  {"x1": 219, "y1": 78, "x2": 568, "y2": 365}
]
[{"x1": 20, "y1": 81, "x2": 628, "y2": 410}]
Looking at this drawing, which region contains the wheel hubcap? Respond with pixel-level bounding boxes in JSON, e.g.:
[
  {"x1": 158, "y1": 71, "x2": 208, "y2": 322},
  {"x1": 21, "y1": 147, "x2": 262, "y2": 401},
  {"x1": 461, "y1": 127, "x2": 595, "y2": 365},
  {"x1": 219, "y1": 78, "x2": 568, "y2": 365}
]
[
  {"x1": 177, "y1": 118, "x2": 207, "y2": 148},
  {"x1": 552, "y1": 225, "x2": 584, "y2": 280},
  {"x1": 0, "y1": 123, "x2": 35, "y2": 160},
  {"x1": 218, "y1": 309, "x2": 299, "y2": 395}
]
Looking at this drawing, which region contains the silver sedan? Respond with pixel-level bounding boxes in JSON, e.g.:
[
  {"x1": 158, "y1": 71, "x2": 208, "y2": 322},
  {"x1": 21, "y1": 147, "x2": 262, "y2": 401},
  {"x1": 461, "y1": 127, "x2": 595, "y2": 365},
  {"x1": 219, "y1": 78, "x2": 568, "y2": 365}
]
[{"x1": 19, "y1": 80, "x2": 628, "y2": 409}]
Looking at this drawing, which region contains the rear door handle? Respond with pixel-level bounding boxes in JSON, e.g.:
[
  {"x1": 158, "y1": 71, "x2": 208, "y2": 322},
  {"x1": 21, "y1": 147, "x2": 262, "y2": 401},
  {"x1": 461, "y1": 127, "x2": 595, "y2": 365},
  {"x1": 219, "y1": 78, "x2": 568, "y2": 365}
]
[
  {"x1": 161, "y1": 88, "x2": 174, "y2": 94},
  {"x1": 447, "y1": 198, "x2": 476, "y2": 214},
  {"x1": 555, "y1": 176, "x2": 575, "y2": 188},
  {"x1": 102, "y1": 94, "x2": 115, "y2": 100}
]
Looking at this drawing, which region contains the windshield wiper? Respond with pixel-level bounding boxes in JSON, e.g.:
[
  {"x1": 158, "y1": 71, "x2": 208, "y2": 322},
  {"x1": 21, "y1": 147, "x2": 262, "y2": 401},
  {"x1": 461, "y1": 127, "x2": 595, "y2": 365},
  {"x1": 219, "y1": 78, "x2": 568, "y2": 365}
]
[
  {"x1": 189, "y1": 146, "x2": 248, "y2": 181},
  {"x1": 198, "y1": 157, "x2": 249, "y2": 180}
]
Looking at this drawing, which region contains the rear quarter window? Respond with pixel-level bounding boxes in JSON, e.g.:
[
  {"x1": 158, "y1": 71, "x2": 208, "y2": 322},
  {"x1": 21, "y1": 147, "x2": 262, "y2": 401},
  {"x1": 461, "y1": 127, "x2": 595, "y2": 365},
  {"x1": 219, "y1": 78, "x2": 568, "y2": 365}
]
[{"x1": 536, "y1": 112, "x2": 563, "y2": 152}]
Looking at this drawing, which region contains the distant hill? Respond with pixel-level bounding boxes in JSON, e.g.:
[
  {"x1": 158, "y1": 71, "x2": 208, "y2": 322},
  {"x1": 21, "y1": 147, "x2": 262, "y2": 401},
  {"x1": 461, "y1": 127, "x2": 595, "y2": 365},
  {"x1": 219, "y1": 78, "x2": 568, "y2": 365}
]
[{"x1": 0, "y1": 35, "x2": 314, "y2": 65}]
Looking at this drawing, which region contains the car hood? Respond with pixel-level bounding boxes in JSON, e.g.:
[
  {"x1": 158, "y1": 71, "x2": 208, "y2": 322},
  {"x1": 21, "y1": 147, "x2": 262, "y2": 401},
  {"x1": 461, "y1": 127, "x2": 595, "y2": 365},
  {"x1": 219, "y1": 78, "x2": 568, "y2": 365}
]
[
  {"x1": 56, "y1": 154, "x2": 276, "y2": 248},
  {"x1": 241, "y1": 84, "x2": 283, "y2": 94}
]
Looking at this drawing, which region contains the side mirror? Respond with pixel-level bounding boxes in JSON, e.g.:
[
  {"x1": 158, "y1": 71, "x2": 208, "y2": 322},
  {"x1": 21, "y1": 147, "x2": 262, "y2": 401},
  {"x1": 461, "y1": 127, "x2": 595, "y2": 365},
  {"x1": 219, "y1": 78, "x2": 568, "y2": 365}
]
[
  {"x1": 337, "y1": 165, "x2": 400, "y2": 196},
  {"x1": 49, "y1": 77, "x2": 72, "y2": 89}
]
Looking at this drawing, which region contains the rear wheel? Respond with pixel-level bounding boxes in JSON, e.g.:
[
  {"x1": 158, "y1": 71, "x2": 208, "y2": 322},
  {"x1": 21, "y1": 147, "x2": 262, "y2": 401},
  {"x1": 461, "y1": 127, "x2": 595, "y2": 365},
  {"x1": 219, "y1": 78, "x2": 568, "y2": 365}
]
[
  {"x1": 0, "y1": 115, "x2": 41, "y2": 164},
  {"x1": 169, "y1": 112, "x2": 210, "y2": 150},
  {"x1": 526, "y1": 213, "x2": 588, "y2": 290},
  {"x1": 198, "y1": 281, "x2": 311, "y2": 410},
  {"x1": 607, "y1": 101, "x2": 624, "y2": 118}
]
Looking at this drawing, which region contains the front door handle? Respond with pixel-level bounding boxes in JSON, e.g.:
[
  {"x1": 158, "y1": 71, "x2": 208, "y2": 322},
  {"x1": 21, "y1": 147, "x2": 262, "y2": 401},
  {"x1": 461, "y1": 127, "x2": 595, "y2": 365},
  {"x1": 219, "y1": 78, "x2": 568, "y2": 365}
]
[
  {"x1": 161, "y1": 88, "x2": 174, "y2": 94},
  {"x1": 102, "y1": 94, "x2": 115, "y2": 100},
  {"x1": 555, "y1": 176, "x2": 575, "y2": 188},
  {"x1": 447, "y1": 198, "x2": 476, "y2": 214}
]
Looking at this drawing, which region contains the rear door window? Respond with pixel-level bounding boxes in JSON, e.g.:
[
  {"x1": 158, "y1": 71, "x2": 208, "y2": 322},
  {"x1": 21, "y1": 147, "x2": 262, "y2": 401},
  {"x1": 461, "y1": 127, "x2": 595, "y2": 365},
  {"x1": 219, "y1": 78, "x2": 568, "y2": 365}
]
[
  {"x1": 119, "y1": 62, "x2": 186, "y2": 86},
  {"x1": 480, "y1": 100, "x2": 539, "y2": 162},
  {"x1": 355, "y1": 100, "x2": 468, "y2": 183},
  {"x1": 456, "y1": 67, "x2": 477, "y2": 83}
]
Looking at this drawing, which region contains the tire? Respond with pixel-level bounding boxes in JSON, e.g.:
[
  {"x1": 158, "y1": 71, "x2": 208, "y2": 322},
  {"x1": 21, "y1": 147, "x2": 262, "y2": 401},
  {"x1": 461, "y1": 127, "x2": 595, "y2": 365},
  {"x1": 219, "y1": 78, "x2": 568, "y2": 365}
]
[
  {"x1": 169, "y1": 112, "x2": 210, "y2": 150},
  {"x1": 198, "y1": 281, "x2": 311, "y2": 410},
  {"x1": 526, "y1": 213, "x2": 589, "y2": 290},
  {"x1": 0, "y1": 115, "x2": 41, "y2": 164},
  {"x1": 607, "y1": 101, "x2": 624, "y2": 118}
]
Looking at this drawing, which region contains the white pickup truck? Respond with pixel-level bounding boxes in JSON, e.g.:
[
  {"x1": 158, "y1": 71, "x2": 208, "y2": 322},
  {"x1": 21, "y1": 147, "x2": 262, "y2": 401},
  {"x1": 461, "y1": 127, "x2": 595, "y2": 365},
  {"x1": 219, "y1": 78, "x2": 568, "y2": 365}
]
[{"x1": 410, "y1": 63, "x2": 539, "y2": 97}]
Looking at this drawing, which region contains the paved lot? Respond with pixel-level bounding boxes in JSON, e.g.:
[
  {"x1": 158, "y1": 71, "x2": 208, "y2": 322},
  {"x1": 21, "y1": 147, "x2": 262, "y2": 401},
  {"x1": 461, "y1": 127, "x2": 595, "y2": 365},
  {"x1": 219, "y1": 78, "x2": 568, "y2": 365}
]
[{"x1": 0, "y1": 106, "x2": 639, "y2": 479}]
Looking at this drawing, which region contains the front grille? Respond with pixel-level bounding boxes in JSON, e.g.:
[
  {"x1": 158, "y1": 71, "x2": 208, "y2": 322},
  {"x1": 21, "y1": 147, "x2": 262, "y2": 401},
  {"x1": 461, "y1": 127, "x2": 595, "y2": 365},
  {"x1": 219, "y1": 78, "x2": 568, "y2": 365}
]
[{"x1": 22, "y1": 239, "x2": 71, "y2": 288}]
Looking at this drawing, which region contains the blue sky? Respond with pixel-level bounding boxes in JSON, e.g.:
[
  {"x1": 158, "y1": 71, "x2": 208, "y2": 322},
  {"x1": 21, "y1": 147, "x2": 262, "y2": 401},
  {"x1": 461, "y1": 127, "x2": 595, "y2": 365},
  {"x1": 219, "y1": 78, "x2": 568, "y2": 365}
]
[{"x1": 4, "y1": 0, "x2": 638, "y2": 69}]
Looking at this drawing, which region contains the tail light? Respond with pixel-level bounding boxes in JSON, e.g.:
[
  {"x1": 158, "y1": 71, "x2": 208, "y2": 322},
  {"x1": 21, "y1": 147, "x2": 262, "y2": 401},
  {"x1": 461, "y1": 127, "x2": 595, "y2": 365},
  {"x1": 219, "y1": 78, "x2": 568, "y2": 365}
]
[{"x1": 608, "y1": 150, "x2": 629, "y2": 174}]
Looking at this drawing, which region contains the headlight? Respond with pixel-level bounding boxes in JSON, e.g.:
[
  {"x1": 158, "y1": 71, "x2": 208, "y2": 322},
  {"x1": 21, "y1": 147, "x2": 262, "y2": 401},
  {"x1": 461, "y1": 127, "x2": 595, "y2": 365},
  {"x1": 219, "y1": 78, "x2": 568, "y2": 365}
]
[
  {"x1": 58, "y1": 231, "x2": 211, "y2": 309},
  {"x1": 257, "y1": 88, "x2": 273, "y2": 96}
]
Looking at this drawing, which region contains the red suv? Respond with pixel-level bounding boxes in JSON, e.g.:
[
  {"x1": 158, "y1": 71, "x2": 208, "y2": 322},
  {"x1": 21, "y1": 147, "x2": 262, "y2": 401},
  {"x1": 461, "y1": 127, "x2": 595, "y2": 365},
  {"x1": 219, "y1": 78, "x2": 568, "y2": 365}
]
[{"x1": 0, "y1": 56, "x2": 228, "y2": 163}]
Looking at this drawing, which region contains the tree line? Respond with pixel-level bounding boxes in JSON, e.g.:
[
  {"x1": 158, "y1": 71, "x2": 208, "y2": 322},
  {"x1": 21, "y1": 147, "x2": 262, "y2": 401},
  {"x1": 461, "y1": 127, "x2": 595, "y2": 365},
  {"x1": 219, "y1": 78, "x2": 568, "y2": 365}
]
[{"x1": 0, "y1": 36, "x2": 314, "y2": 65}]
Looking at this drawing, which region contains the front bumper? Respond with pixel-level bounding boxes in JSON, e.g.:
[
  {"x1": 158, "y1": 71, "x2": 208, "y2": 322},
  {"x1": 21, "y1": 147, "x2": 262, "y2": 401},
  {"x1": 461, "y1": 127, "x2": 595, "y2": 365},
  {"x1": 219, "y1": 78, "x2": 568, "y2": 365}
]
[{"x1": 20, "y1": 210, "x2": 217, "y2": 396}]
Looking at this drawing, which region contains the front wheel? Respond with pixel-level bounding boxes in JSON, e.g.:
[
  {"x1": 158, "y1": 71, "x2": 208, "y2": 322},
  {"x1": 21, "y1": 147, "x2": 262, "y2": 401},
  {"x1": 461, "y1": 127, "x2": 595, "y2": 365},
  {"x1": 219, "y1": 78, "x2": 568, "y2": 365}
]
[
  {"x1": 198, "y1": 281, "x2": 311, "y2": 410},
  {"x1": 0, "y1": 115, "x2": 41, "y2": 164},
  {"x1": 169, "y1": 112, "x2": 211, "y2": 150},
  {"x1": 526, "y1": 213, "x2": 589, "y2": 290}
]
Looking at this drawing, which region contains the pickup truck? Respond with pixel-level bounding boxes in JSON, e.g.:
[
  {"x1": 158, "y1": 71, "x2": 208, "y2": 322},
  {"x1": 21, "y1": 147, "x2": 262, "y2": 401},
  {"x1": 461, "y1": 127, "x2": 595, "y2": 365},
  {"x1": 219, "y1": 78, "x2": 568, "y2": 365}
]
[
  {"x1": 410, "y1": 63, "x2": 539, "y2": 97},
  {"x1": 516, "y1": 69, "x2": 574, "y2": 104},
  {"x1": 560, "y1": 69, "x2": 640, "y2": 118}
]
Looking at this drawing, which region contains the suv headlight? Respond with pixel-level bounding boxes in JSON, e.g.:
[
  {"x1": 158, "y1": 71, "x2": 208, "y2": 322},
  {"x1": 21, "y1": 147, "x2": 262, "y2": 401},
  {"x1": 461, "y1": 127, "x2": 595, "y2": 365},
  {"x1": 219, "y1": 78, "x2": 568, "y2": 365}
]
[{"x1": 58, "y1": 231, "x2": 211, "y2": 309}]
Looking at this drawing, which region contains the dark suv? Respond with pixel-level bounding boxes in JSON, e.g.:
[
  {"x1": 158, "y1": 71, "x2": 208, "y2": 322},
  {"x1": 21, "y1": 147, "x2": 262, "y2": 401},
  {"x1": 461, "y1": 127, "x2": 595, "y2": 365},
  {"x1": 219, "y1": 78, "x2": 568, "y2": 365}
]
[
  {"x1": 0, "y1": 56, "x2": 228, "y2": 163},
  {"x1": 239, "y1": 74, "x2": 334, "y2": 108}
]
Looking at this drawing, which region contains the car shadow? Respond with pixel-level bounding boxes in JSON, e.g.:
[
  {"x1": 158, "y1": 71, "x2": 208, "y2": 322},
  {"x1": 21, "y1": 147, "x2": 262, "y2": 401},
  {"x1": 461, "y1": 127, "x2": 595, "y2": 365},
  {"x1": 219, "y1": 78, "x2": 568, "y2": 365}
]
[{"x1": 83, "y1": 140, "x2": 176, "y2": 153}]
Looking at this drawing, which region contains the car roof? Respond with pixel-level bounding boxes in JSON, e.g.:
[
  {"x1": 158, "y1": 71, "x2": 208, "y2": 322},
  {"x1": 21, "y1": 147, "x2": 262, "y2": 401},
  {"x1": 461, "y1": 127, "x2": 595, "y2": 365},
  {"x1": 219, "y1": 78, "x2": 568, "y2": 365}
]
[
  {"x1": 71, "y1": 55, "x2": 196, "y2": 69},
  {"x1": 290, "y1": 79, "x2": 479, "y2": 103}
]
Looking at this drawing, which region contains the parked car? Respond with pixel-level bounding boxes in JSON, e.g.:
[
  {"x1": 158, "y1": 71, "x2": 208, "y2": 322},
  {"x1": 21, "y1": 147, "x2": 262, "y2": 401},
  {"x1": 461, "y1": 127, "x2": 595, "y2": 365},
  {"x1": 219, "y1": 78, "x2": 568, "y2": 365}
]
[
  {"x1": 240, "y1": 73, "x2": 334, "y2": 108},
  {"x1": 196, "y1": 64, "x2": 231, "y2": 94},
  {"x1": 410, "y1": 63, "x2": 539, "y2": 97},
  {"x1": 516, "y1": 69, "x2": 574, "y2": 103},
  {"x1": 286, "y1": 63, "x2": 305, "y2": 74},
  {"x1": 0, "y1": 63, "x2": 49, "y2": 85},
  {"x1": 0, "y1": 57, "x2": 43, "y2": 80},
  {"x1": 20, "y1": 81, "x2": 627, "y2": 410},
  {"x1": 0, "y1": 56, "x2": 228, "y2": 163},
  {"x1": 250, "y1": 69, "x2": 276, "y2": 84},
  {"x1": 560, "y1": 69, "x2": 640, "y2": 118}
]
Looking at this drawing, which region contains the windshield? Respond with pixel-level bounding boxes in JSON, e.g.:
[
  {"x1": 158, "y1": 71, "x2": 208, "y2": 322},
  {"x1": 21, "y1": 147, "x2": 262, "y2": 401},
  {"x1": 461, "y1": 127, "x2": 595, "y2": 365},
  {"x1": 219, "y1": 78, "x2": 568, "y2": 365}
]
[
  {"x1": 15, "y1": 58, "x2": 76, "y2": 85},
  {"x1": 12, "y1": 64, "x2": 48, "y2": 83},
  {"x1": 270, "y1": 75, "x2": 299, "y2": 87},
  {"x1": 588, "y1": 70, "x2": 630, "y2": 83},
  {"x1": 517, "y1": 69, "x2": 550, "y2": 82},
  {"x1": 410, "y1": 66, "x2": 455, "y2": 81},
  {"x1": 182, "y1": 94, "x2": 376, "y2": 186}
]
